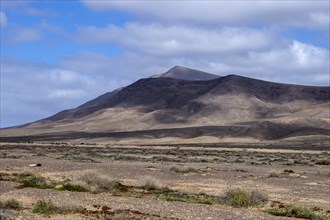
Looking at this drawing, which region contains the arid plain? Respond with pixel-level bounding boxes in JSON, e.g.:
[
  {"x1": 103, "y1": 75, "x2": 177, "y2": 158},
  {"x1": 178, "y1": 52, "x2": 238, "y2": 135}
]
[{"x1": 0, "y1": 141, "x2": 329, "y2": 219}]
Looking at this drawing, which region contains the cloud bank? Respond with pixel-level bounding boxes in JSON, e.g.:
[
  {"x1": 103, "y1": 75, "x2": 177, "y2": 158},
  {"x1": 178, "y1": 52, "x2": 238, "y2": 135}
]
[{"x1": 83, "y1": 1, "x2": 330, "y2": 29}]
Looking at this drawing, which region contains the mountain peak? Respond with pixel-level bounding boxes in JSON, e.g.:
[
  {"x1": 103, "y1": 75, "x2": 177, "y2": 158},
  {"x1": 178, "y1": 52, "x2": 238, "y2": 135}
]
[
  {"x1": 152, "y1": 66, "x2": 220, "y2": 81},
  {"x1": 166, "y1": 65, "x2": 190, "y2": 72}
]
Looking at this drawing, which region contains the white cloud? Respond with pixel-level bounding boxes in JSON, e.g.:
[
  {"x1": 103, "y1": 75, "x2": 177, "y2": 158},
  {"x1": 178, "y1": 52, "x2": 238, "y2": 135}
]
[
  {"x1": 1, "y1": 1, "x2": 57, "y2": 17},
  {"x1": 309, "y1": 12, "x2": 330, "y2": 28},
  {"x1": 8, "y1": 27, "x2": 43, "y2": 44},
  {"x1": 60, "y1": 39, "x2": 330, "y2": 86},
  {"x1": 2, "y1": 20, "x2": 68, "y2": 45},
  {"x1": 247, "y1": 41, "x2": 329, "y2": 72},
  {"x1": 82, "y1": 1, "x2": 329, "y2": 29},
  {"x1": 47, "y1": 89, "x2": 86, "y2": 99},
  {"x1": 291, "y1": 41, "x2": 327, "y2": 67},
  {"x1": 0, "y1": 57, "x2": 105, "y2": 127},
  {"x1": 76, "y1": 23, "x2": 282, "y2": 56},
  {"x1": 73, "y1": 21, "x2": 329, "y2": 85},
  {"x1": 0, "y1": 11, "x2": 7, "y2": 27},
  {"x1": 48, "y1": 69, "x2": 85, "y2": 83},
  {"x1": 25, "y1": 6, "x2": 56, "y2": 17}
]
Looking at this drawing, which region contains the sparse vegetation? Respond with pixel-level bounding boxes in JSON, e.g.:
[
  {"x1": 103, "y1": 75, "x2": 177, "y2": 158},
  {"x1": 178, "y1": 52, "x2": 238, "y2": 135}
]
[
  {"x1": 315, "y1": 159, "x2": 330, "y2": 165},
  {"x1": 268, "y1": 172, "x2": 280, "y2": 178},
  {"x1": 0, "y1": 172, "x2": 54, "y2": 189},
  {"x1": 169, "y1": 166, "x2": 198, "y2": 173},
  {"x1": 20, "y1": 175, "x2": 52, "y2": 189},
  {"x1": 222, "y1": 188, "x2": 267, "y2": 207},
  {"x1": 264, "y1": 203, "x2": 329, "y2": 220},
  {"x1": 140, "y1": 176, "x2": 162, "y2": 190},
  {"x1": 32, "y1": 199, "x2": 56, "y2": 217},
  {"x1": 0, "y1": 199, "x2": 22, "y2": 210},
  {"x1": 74, "y1": 171, "x2": 125, "y2": 193},
  {"x1": 1, "y1": 143, "x2": 329, "y2": 219},
  {"x1": 158, "y1": 189, "x2": 221, "y2": 205},
  {"x1": 59, "y1": 183, "x2": 89, "y2": 192},
  {"x1": 32, "y1": 199, "x2": 83, "y2": 217}
]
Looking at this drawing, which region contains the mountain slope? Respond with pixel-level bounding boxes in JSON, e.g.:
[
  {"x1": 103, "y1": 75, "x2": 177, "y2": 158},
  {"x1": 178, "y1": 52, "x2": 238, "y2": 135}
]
[
  {"x1": 38, "y1": 74, "x2": 330, "y2": 122},
  {"x1": 1, "y1": 66, "x2": 329, "y2": 144}
]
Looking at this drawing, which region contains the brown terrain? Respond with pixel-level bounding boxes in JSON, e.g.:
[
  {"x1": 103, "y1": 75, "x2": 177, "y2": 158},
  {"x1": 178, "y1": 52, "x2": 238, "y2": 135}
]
[{"x1": 0, "y1": 66, "x2": 329, "y2": 219}]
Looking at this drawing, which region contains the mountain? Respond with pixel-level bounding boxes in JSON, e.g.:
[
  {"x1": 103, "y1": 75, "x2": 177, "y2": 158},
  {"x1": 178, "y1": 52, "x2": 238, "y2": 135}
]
[
  {"x1": 151, "y1": 65, "x2": 220, "y2": 80},
  {"x1": 1, "y1": 66, "x2": 329, "y2": 146}
]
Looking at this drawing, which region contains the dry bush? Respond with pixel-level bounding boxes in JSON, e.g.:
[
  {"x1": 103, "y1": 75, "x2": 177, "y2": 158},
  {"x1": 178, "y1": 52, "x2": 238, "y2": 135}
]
[
  {"x1": 139, "y1": 176, "x2": 164, "y2": 190},
  {"x1": 169, "y1": 166, "x2": 198, "y2": 173},
  {"x1": 73, "y1": 171, "x2": 122, "y2": 193},
  {"x1": 268, "y1": 172, "x2": 280, "y2": 178},
  {"x1": 315, "y1": 159, "x2": 330, "y2": 165},
  {"x1": 222, "y1": 188, "x2": 268, "y2": 207}
]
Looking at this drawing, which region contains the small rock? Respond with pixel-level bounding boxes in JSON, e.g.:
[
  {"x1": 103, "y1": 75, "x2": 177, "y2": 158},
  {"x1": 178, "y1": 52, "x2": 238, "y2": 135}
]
[
  {"x1": 0, "y1": 209, "x2": 18, "y2": 220},
  {"x1": 29, "y1": 163, "x2": 42, "y2": 167},
  {"x1": 54, "y1": 184, "x2": 63, "y2": 189}
]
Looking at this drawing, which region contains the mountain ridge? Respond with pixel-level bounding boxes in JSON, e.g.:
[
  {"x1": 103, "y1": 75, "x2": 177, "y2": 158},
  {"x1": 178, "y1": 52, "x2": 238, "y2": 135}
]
[{"x1": 42, "y1": 73, "x2": 330, "y2": 122}]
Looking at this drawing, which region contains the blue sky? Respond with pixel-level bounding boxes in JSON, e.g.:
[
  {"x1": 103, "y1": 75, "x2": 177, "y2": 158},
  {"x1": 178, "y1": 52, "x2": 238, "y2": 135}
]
[{"x1": 0, "y1": 0, "x2": 329, "y2": 127}]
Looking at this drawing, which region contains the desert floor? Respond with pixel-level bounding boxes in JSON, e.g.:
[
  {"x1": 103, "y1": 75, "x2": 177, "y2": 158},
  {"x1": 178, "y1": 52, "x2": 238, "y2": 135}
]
[{"x1": 0, "y1": 142, "x2": 329, "y2": 219}]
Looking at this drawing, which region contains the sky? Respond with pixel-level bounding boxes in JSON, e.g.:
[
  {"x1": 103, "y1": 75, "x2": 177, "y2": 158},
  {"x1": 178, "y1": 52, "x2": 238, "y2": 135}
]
[{"x1": 0, "y1": 0, "x2": 329, "y2": 128}]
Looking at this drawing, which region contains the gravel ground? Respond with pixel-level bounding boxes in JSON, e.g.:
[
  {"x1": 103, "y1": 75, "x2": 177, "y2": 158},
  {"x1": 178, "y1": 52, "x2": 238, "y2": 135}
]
[
  {"x1": 0, "y1": 143, "x2": 329, "y2": 219},
  {"x1": 1, "y1": 187, "x2": 292, "y2": 220}
]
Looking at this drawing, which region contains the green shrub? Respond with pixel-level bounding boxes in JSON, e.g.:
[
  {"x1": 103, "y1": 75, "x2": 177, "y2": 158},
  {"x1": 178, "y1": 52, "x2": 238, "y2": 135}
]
[
  {"x1": 20, "y1": 175, "x2": 52, "y2": 189},
  {"x1": 0, "y1": 199, "x2": 22, "y2": 210},
  {"x1": 265, "y1": 204, "x2": 329, "y2": 220},
  {"x1": 59, "y1": 183, "x2": 89, "y2": 192},
  {"x1": 222, "y1": 188, "x2": 267, "y2": 207},
  {"x1": 32, "y1": 199, "x2": 83, "y2": 216},
  {"x1": 264, "y1": 203, "x2": 330, "y2": 220},
  {"x1": 199, "y1": 197, "x2": 213, "y2": 205},
  {"x1": 32, "y1": 200, "x2": 56, "y2": 217},
  {"x1": 0, "y1": 172, "x2": 11, "y2": 181}
]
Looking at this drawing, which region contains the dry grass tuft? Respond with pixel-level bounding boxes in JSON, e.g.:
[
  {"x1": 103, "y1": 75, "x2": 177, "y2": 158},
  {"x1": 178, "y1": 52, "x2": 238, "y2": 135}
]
[
  {"x1": 139, "y1": 176, "x2": 164, "y2": 190},
  {"x1": 73, "y1": 171, "x2": 122, "y2": 193}
]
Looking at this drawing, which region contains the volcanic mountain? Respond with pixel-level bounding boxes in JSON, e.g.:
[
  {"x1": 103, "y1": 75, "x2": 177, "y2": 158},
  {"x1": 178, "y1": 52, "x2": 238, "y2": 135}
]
[{"x1": 1, "y1": 66, "x2": 329, "y2": 145}]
